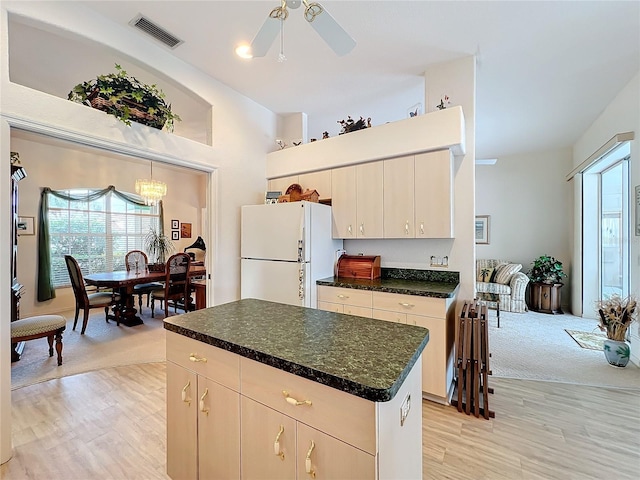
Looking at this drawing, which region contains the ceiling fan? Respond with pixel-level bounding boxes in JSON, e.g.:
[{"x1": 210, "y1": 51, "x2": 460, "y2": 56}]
[{"x1": 244, "y1": 0, "x2": 356, "y2": 58}]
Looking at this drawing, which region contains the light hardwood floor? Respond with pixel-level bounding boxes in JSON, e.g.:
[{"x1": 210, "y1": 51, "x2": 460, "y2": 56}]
[{"x1": 2, "y1": 362, "x2": 639, "y2": 479}]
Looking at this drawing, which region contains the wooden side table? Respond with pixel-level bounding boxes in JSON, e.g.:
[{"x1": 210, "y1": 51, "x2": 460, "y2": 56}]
[{"x1": 529, "y1": 282, "x2": 563, "y2": 314}]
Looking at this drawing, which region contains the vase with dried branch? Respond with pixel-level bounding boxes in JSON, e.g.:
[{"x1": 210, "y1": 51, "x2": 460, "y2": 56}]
[{"x1": 596, "y1": 294, "x2": 637, "y2": 367}]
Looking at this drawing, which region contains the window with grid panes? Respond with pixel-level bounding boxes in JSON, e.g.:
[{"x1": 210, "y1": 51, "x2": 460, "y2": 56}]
[{"x1": 49, "y1": 189, "x2": 160, "y2": 288}]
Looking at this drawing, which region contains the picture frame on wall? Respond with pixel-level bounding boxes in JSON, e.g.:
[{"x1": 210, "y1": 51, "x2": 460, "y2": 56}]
[
  {"x1": 475, "y1": 215, "x2": 490, "y2": 244},
  {"x1": 171, "y1": 219, "x2": 179, "y2": 230},
  {"x1": 17, "y1": 216, "x2": 35, "y2": 236},
  {"x1": 181, "y1": 222, "x2": 192, "y2": 239},
  {"x1": 171, "y1": 230, "x2": 179, "y2": 241}
]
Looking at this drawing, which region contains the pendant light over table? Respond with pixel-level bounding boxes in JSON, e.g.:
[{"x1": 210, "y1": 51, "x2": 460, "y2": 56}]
[{"x1": 135, "y1": 161, "x2": 167, "y2": 205}]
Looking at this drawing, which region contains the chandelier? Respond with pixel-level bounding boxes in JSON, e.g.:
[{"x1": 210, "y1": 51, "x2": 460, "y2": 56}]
[{"x1": 135, "y1": 162, "x2": 167, "y2": 206}]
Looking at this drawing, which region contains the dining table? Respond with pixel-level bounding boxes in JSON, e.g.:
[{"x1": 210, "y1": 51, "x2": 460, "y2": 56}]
[{"x1": 84, "y1": 265, "x2": 206, "y2": 327}]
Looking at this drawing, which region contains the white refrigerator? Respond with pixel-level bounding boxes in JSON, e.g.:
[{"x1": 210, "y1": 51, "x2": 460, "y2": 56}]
[{"x1": 241, "y1": 201, "x2": 343, "y2": 308}]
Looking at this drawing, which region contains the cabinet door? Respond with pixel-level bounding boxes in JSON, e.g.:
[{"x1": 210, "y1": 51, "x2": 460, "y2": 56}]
[
  {"x1": 299, "y1": 170, "x2": 331, "y2": 200},
  {"x1": 331, "y1": 166, "x2": 357, "y2": 238},
  {"x1": 383, "y1": 156, "x2": 415, "y2": 238},
  {"x1": 167, "y1": 361, "x2": 198, "y2": 480},
  {"x1": 297, "y1": 422, "x2": 375, "y2": 480},
  {"x1": 241, "y1": 397, "x2": 296, "y2": 480},
  {"x1": 415, "y1": 150, "x2": 454, "y2": 238},
  {"x1": 198, "y1": 377, "x2": 241, "y2": 479},
  {"x1": 408, "y1": 314, "x2": 447, "y2": 398},
  {"x1": 356, "y1": 162, "x2": 383, "y2": 238},
  {"x1": 317, "y1": 301, "x2": 343, "y2": 313},
  {"x1": 269, "y1": 175, "x2": 300, "y2": 194},
  {"x1": 372, "y1": 308, "x2": 406, "y2": 323}
]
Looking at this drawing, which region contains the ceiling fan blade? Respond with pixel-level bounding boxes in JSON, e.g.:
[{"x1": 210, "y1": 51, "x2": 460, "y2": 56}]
[
  {"x1": 306, "y1": 5, "x2": 356, "y2": 56},
  {"x1": 249, "y1": 16, "x2": 281, "y2": 57}
]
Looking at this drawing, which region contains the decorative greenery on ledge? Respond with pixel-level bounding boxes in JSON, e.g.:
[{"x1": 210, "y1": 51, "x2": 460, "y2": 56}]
[{"x1": 68, "y1": 64, "x2": 181, "y2": 131}]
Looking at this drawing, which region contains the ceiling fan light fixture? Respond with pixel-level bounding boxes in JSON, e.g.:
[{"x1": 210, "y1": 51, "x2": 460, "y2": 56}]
[{"x1": 235, "y1": 44, "x2": 253, "y2": 59}]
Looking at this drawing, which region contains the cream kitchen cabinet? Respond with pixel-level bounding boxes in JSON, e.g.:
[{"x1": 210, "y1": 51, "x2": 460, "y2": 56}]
[
  {"x1": 371, "y1": 291, "x2": 456, "y2": 403},
  {"x1": 240, "y1": 373, "x2": 376, "y2": 480},
  {"x1": 414, "y1": 149, "x2": 454, "y2": 238},
  {"x1": 317, "y1": 285, "x2": 372, "y2": 318},
  {"x1": 383, "y1": 155, "x2": 415, "y2": 238},
  {"x1": 383, "y1": 150, "x2": 454, "y2": 239},
  {"x1": 331, "y1": 163, "x2": 383, "y2": 239},
  {"x1": 166, "y1": 331, "x2": 241, "y2": 480},
  {"x1": 268, "y1": 175, "x2": 299, "y2": 194},
  {"x1": 268, "y1": 171, "x2": 332, "y2": 200}
]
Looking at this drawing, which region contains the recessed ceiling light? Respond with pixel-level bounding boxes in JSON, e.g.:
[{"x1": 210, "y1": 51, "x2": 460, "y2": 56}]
[{"x1": 235, "y1": 44, "x2": 253, "y2": 59}]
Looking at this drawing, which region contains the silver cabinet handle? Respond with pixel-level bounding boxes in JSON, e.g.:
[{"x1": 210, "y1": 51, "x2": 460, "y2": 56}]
[
  {"x1": 347, "y1": 224, "x2": 352, "y2": 235},
  {"x1": 420, "y1": 223, "x2": 425, "y2": 235},
  {"x1": 405, "y1": 221, "x2": 410, "y2": 235},
  {"x1": 398, "y1": 302, "x2": 415, "y2": 308},
  {"x1": 359, "y1": 223, "x2": 364, "y2": 235}
]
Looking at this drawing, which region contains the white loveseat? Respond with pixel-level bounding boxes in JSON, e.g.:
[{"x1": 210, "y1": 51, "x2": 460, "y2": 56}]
[{"x1": 476, "y1": 259, "x2": 530, "y2": 313}]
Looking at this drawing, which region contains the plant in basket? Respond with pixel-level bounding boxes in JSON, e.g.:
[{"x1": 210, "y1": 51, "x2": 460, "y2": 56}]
[
  {"x1": 68, "y1": 64, "x2": 181, "y2": 131},
  {"x1": 595, "y1": 294, "x2": 637, "y2": 367}
]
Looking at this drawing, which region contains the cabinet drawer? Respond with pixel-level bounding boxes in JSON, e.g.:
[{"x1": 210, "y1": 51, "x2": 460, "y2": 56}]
[
  {"x1": 317, "y1": 286, "x2": 372, "y2": 308},
  {"x1": 317, "y1": 301, "x2": 343, "y2": 313},
  {"x1": 343, "y1": 306, "x2": 372, "y2": 318},
  {"x1": 166, "y1": 330, "x2": 240, "y2": 391},
  {"x1": 372, "y1": 309, "x2": 406, "y2": 324},
  {"x1": 372, "y1": 291, "x2": 446, "y2": 318},
  {"x1": 240, "y1": 357, "x2": 376, "y2": 454}
]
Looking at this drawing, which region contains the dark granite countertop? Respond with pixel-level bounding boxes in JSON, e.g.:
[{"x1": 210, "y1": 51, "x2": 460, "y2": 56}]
[
  {"x1": 317, "y1": 270, "x2": 459, "y2": 299},
  {"x1": 164, "y1": 298, "x2": 429, "y2": 402}
]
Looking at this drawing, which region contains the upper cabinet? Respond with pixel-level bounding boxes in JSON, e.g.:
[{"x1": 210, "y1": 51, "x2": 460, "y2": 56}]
[
  {"x1": 383, "y1": 155, "x2": 415, "y2": 238},
  {"x1": 415, "y1": 150, "x2": 454, "y2": 238},
  {"x1": 331, "y1": 163, "x2": 383, "y2": 238}
]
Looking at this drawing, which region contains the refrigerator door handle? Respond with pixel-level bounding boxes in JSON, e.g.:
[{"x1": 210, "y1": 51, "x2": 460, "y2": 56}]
[
  {"x1": 298, "y1": 264, "x2": 305, "y2": 300},
  {"x1": 297, "y1": 239, "x2": 303, "y2": 262}
]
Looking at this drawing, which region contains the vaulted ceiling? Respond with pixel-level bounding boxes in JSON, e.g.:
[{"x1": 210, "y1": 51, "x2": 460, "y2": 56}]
[{"x1": 11, "y1": 1, "x2": 640, "y2": 159}]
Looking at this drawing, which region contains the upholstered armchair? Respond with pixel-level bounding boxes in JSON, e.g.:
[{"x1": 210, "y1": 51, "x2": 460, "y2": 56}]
[{"x1": 476, "y1": 259, "x2": 530, "y2": 313}]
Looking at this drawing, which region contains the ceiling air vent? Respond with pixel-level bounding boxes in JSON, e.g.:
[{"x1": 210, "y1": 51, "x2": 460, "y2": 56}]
[{"x1": 129, "y1": 14, "x2": 183, "y2": 49}]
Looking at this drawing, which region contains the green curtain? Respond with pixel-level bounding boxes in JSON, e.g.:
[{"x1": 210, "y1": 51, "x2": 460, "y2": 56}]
[{"x1": 37, "y1": 185, "x2": 164, "y2": 302}]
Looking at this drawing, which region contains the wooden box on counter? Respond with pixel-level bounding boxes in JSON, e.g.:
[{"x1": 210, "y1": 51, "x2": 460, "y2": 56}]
[{"x1": 336, "y1": 255, "x2": 381, "y2": 280}]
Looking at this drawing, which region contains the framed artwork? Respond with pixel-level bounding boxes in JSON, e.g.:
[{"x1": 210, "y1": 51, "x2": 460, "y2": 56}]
[
  {"x1": 475, "y1": 215, "x2": 490, "y2": 244},
  {"x1": 171, "y1": 219, "x2": 179, "y2": 230},
  {"x1": 171, "y1": 230, "x2": 179, "y2": 241},
  {"x1": 17, "y1": 216, "x2": 35, "y2": 236},
  {"x1": 181, "y1": 222, "x2": 192, "y2": 239}
]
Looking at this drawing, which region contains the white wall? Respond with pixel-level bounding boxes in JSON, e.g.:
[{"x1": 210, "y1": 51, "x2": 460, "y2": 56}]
[
  {"x1": 475, "y1": 147, "x2": 574, "y2": 310},
  {"x1": 0, "y1": 2, "x2": 276, "y2": 463},
  {"x1": 572, "y1": 72, "x2": 640, "y2": 365}
]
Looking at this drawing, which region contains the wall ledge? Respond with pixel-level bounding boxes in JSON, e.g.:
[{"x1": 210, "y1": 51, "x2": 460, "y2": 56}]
[{"x1": 267, "y1": 106, "x2": 465, "y2": 179}]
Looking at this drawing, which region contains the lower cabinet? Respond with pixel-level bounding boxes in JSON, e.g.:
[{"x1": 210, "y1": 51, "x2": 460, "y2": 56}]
[
  {"x1": 317, "y1": 286, "x2": 456, "y2": 403},
  {"x1": 241, "y1": 397, "x2": 375, "y2": 480},
  {"x1": 166, "y1": 361, "x2": 241, "y2": 480},
  {"x1": 167, "y1": 330, "x2": 422, "y2": 479}
]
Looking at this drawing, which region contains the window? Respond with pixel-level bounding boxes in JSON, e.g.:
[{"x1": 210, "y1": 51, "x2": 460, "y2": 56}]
[{"x1": 48, "y1": 189, "x2": 159, "y2": 287}]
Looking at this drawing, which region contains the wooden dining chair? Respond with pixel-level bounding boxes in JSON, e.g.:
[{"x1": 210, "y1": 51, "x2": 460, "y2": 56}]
[
  {"x1": 150, "y1": 253, "x2": 192, "y2": 318},
  {"x1": 125, "y1": 250, "x2": 164, "y2": 313},
  {"x1": 64, "y1": 255, "x2": 121, "y2": 334}
]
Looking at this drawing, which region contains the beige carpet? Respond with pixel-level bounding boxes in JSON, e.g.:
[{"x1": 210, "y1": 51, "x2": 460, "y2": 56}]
[
  {"x1": 11, "y1": 308, "x2": 167, "y2": 390},
  {"x1": 488, "y1": 308, "x2": 640, "y2": 389}
]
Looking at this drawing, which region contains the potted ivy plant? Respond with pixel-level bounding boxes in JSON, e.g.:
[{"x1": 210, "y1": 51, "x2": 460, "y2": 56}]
[
  {"x1": 527, "y1": 255, "x2": 567, "y2": 314},
  {"x1": 596, "y1": 294, "x2": 637, "y2": 367},
  {"x1": 68, "y1": 64, "x2": 181, "y2": 131},
  {"x1": 144, "y1": 227, "x2": 175, "y2": 271}
]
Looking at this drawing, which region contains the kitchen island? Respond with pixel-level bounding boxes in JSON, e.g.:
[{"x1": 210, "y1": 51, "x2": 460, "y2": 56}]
[
  {"x1": 164, "y1": 298, "x2": 428, "y2": 480},
  {"x1": 317, "y1": 268, "x2": 459, "y2": 403}
]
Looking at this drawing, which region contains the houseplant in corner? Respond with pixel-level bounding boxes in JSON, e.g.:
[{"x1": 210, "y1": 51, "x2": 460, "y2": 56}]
[
  {"x1": 527, "y1": 255, "x2": 567, "y2": 314},
  {"x1": 144, "y1": 227, "x2": 175, "y2": 271},
  {"x1": 68, "y1": 64, "x2": 181, "y2": 131},
  {"x1": 596, "y1": 294, "x2": 637, "y2": 367}
]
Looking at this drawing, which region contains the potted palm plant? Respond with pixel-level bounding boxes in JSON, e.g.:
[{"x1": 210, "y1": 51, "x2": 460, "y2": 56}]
[
  {"x1": 144, "y1": 227, "x2": 175, "y2": 271},
  {"x1": 68, "y1": 64, "x2": 181, "y2": 131},
  {"x1": 596, "y1": 294, "x2": 637, "y2": 367},
  {"x1": 527, "y1": 255, "x2": 567, "y2": 314}
]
